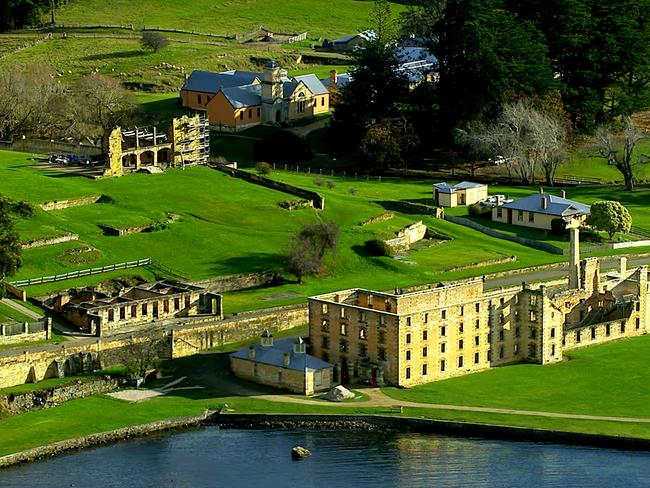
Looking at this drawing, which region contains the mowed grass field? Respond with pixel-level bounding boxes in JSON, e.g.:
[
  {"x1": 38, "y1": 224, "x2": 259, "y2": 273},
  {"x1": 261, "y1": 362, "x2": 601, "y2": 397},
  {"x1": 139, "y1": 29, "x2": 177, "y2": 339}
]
[
  {"x1": 1, "y1": 149, "x2": 570, "y2": 309},
  {"x1": 55, "y1": 0, "x2": 404, "y2": 38},
  {"x1": 383, "y1": 335, "x2": 650, "y2": 419}
]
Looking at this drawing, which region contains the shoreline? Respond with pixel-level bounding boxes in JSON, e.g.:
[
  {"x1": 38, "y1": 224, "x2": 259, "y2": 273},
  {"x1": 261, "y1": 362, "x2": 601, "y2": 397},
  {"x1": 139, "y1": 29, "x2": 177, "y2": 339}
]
[{"x1": 2, "y1": 411, "x2": 650, "y2": 470}]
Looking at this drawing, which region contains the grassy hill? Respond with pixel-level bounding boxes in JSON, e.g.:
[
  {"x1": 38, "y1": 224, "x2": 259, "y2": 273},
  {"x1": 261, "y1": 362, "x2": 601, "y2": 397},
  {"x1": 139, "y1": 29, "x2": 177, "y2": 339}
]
[{"x1": 55, "y1": 0, "x2": 405, "y2": 38}]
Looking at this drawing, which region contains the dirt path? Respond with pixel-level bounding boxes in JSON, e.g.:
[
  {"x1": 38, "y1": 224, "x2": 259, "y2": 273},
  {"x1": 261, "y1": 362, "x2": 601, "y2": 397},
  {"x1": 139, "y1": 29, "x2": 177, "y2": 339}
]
[
  {"x1": 250, "y1": 388, "x2": 650, "y2": 424},
  {"x1": 0, "y1": 298, "x2": 42, "y2": 320}
]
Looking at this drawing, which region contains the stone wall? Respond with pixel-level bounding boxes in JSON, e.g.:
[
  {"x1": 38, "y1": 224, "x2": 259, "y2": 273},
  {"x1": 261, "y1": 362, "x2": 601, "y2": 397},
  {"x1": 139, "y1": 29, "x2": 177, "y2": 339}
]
[
  {"x1": 192, "y1": 271, "x2": 278, "y2": 293},
  {"x1": 0, "y1": 318, "x2": 50, "y2": 346},
  {"x1": 170, "y1": 304, "x2": 308, "y2": 358},
  {"x1": 212, "y1": 164, "x2": 325, "y2": 209},
  {"x1": 383, "y1": 221, "x2": 430, "y2": 254},
  {"x1": 0, "y1": 377, "x2": 120, "y2": 415},
  {"x1": 39, "y1": 195, "x2": 103, "y2": 211},
  {"x1": 21, "y1": 233, "x2": 79, "y2": 250}
]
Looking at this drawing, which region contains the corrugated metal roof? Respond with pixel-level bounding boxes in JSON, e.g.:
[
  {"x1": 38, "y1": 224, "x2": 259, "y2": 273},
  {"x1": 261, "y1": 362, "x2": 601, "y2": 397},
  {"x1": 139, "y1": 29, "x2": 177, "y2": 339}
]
[
  {"x1": 434, "y1": 181, "x2": 486, "y2": 193},
  {"x1": 293, "y1": 74, "x2": 329, "y2": 96},
  {"x1": 230, "y1": 338, "x2": 332, "y2": 372},
  {"x1": 502, "y1": 194, "x2": 591, "y2": 217},
  {"x1": 221, "y1": 84, "x2": 261, "y2": 108},
  {"x1": 182, "y1": 70, "x2": 261, "y2": 94},
  {"x1": 282, "y1": 81, "x2": 299, "y2": 98}
]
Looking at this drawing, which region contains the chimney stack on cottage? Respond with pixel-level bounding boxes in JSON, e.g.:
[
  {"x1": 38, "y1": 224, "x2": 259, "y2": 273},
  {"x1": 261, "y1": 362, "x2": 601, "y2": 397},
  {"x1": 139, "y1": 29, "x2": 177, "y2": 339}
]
[
  {"x1": 329, "y1": 69, "x2": 338, "y2": 86},
  {"x1": 283, "y1": 352, "x2": 291, "y2": 367},
  {"x1": 541, "y1": 195, "x2": 548, "y2": 209},
  {"x1": 261, "y1": 329, "x2": 273, "y2": 347},
  {"x1": 248, "y1": 345, "x2": 256, "y2": 359},
  {"x1": 561, "y1": 190, "x2": 566, "y2": 199},
  {"x1": 540, "y1": 188, "x2": 544, "y2": 194},
  {"x1": 293, "y1": 337, "x2": 306, "y2": 354}
]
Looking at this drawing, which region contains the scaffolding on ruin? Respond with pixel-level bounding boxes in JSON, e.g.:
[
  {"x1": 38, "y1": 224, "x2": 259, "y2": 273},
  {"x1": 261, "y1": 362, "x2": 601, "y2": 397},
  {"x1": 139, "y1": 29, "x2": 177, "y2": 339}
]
[{"x1": 174, "y1": 114, "x2": 210, "y2": 166}]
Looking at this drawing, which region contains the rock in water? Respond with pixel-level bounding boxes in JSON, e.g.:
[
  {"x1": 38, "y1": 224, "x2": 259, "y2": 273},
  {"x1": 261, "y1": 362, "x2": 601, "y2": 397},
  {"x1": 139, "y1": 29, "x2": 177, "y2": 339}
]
[
  {"x1": 324, "y1": 385, "x2": 355, "y2": 402},
  {"x1": 291, "y1": 446, "x2": 311, "y2": 459}
]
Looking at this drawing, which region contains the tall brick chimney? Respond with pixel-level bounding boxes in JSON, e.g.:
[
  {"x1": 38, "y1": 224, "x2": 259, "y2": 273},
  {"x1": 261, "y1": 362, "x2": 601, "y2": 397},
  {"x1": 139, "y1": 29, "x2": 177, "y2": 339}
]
[
  {"x1": 561, "y1": 190, "x2": 566, "y2": 198},
  {"x1": 329, "y1": 69, "x2": 338, "y2": 86},
  {"x1": 541, "y1": 195, "x2": 548, "y2": 209}
]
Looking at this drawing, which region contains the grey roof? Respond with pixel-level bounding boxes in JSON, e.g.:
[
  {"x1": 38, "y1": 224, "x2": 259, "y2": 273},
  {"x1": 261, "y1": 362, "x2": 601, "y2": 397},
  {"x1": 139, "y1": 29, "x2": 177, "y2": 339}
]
[
  {"x1": 333, "y1": 29, "x2": 376, "y2": 44},
  {"x1": 396, "y1": 46, "x2": 438, "y2": 65},
  {"x1": 231, "y1": 338, "x2": 333, "y2": 372},
  {"x1": 293, "y1": 74, "x2": 329, "y2": 96},
  {"x1": 182, "y1": 70, "x2": 261, "y2": 94},
  {"x1": 320, "y1": 72, "x2": 352, "y2": 89},
  {"x1": 220, "y1": 84, "x2": 261, "y2": 108},
  {"x1": 282, "y1": 81, "x2": 299, "y2": 98},
  {"x1": 502, "y1": 194, "x2": 591, "y2": 217},
  {"x1": 434, "y1": 181, "x2": 486, "y2": 193}
]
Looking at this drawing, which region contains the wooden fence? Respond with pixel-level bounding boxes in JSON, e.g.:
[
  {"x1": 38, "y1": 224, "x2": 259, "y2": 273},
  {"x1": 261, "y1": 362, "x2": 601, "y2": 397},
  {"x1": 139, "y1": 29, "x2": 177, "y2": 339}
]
[{"x1": 9, "y1": 258, "x2": 152, "y2": 287}]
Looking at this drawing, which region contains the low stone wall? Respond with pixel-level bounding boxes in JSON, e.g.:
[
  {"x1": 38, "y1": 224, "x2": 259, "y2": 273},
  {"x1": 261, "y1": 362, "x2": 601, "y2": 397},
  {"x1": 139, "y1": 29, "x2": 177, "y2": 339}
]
[
  {"x1": 0, "y1": 377, "x2": 120, "y2": 415},
  {"x1": 446, "y1": 256, "x2": 518, "y2": 272},
  {"x1": 40, "y1": 195, "x2": 103, "y2": 211},
  {"x1": 0, "y1": 413, "x2": 211, "y2": 469},
  {"x1": 99, "y1": 214, "x2": 179, "y2": 236},
  {"x1": 3, "y1": 283, "x2": 26, "y2": 301},
  {"x1": 21, "y1": 233, "x2": 79, "y2": 249},
  {"x1": 216, "y1": 413, "x2": 650, "y2": 451},
  {"x1": 212, "y1": 164, "x2": 325, "y2": 209},
  {"x1": 445, "y1": 215, "x2": 564, "y2": 255},
  {"x1": 0, "y1": 318, "x2": 50, "y2": 346},
  {"x1": 192, "y1": 271, "x2": 278, "y2": 293},
  {"x1": 170, "y1": 304, "x2": 308, "y2": 358},
  {"x1": 359, "y1": 212, "x2": 395, "y2": 226}
]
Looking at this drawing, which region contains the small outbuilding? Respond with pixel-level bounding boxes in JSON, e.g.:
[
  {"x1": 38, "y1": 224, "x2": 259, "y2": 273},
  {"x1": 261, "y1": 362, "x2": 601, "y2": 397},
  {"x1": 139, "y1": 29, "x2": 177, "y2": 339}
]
[
  {"x1": 230, "y1": 332, "x2": 333, "y2": 395},
  {"x1": 433, "y1": 181, "x2": 488, "y2": 208}
]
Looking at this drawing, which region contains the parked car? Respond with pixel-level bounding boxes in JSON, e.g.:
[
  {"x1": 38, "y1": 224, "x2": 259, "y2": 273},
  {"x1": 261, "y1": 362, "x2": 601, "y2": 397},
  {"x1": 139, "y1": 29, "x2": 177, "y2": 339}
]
[
  {"x1": 479, "y1": 195, "x2": 513, "y2": 207},
  {"x1": 488, "y1": 155, "x2": 508, "y2": 166}
]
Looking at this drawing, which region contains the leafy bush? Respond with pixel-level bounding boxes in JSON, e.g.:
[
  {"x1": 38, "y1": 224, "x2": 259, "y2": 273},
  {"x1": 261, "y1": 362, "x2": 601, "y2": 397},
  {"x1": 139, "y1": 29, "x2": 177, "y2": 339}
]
[
  {"x1": 587, "y1": 201, "x2": 632, "y2": 240},
  {"x1": 314, "y1": 176, "x2": 324, "y2": 186},
  {"x1": 348, "y1": 187, "x2": 358, "y2": 195},
  {"x1": 365, "y1": 239, "x2": 395, "y2": 257},
  {"x1": 326, "y1": 180, "x2": 336, "y2": 189},
  {"x1": 141, "y1": 31, "x2": 169, "y2": 52},
  {"x1": 255, "y1": 161, "x2": 272, "y2": 175},
  {"x1": 468, "y1": 203, "x2": 491, "y2": 219},
  {"x1": 550, "y1": 218, "x2": 567, "y2": 235},
  {"x1": 253, "y1": 130, "x2": 313, "y2": 165}
]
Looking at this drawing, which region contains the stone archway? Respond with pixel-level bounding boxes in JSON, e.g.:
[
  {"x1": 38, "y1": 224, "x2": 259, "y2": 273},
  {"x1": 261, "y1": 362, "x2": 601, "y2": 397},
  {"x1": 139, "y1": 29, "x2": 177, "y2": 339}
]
[
  {"x1": 122, "y1": 153, "x2": 138, "y2": 168},
  {"x1": 157, "y1": 147, "x2": 171, "y2": 165},
  {"x1": 140, "y1": 150, "x2": 155, "y2": 166}
]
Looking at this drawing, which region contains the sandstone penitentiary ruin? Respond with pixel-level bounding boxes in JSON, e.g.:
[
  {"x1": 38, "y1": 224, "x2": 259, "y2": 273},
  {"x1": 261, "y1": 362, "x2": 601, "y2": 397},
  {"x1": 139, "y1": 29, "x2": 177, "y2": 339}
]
[{"x1": 308, "y1": 229, "x2": 648, "y2": 387}]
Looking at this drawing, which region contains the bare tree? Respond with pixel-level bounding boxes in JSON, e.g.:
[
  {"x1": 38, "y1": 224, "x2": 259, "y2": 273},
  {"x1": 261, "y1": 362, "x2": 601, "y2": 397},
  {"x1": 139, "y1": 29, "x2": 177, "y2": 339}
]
[
  {"x1": 597, "y1": 117, "x2": 645, "y2": 191},
  {"x1": 284, "y1": 221, "x2": 340, "y2": 283},
  {"x1": 116, "y1": 335, "x2": 167, "y2": 386},
  {"x1": 70, "y1": 73, "x2": 135, "y2": 138},
  {"x1": 0, "y1": 64, "x2": 64, "y2": 141},
  {"x1": 141, "y1": 31, "x2": 169, "y2": 53},
  {"x1": 459, "y1": 100, "x2": 567, "y2": 185}
]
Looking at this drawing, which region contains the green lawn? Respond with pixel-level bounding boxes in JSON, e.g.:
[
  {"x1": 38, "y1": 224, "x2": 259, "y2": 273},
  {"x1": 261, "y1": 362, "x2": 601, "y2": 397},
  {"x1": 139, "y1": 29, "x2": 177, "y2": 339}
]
[
  {"x1": 55, "y1": 0, "x2": 405, "y2": 38},
  {"x1": 3, "y1": 336, "x2": 650, "y2": 456},
  {"x1": 0, "y1": 302, "x2": 32, "y2": 323},
  {"x1": 383, "y1": 335, "x2": 650, "y2": 419}
]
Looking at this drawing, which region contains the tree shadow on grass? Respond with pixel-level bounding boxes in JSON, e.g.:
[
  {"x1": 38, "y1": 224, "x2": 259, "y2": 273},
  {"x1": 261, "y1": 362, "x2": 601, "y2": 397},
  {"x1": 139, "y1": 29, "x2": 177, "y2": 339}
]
[
  {"x1": 81, "y1": 50, "x2": 144, "y2": 61},
  {"x1": 373, "y1": 200, "x2": 430, "y2": 215},
  {"x1": 208, "y1": 252, "x2": 282, "y2": 277}
]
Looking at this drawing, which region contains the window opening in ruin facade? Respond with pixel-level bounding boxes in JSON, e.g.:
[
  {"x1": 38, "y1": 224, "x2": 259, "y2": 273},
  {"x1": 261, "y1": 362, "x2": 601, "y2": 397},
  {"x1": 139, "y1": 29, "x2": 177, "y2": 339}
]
[
  {"x1": 458, "y1": 356, "x2": 464, "y2": 367},
  {"x1": 459, "y1": 339, "x2": 464, "y2": 350},
  {"x1": 406, "y1": 367, "x2": 411, "y2": 379},
  {"x1": 108, "y1": 309, "x2": 114, "y2": 322},
  {"x1": 423, "y1": 330, "x2": 428, "y2": 340},
  {"x1": 474, "y1": 352, "x2": 480, "y2": 364},
  {"x1": 340, "y1": 340, "x2": 348, "y2": 352},
  {"x1": 422, "y1": 346, "x2": 428, "y2": 357},
  {"x1": 441, "y1": 343, "x2": 446, "y2": 353},
  {"x1": 406, "y1": 333, "x2": 411, "y2": 344},
  {"x1": 406, "y1": 350, "x2": 411, "y2": 360},
  {"x1": 359, "y1": 328, "x2": 367, "y2": 340},
  {"x1": 422, "y1": 364, "x2": 428, "y2": 375},
  {"x1": 322, "y1": 336, "x2": 329, "y2": 349},
  {"x1": 378, "y1": 348, "x2": 386, "y2": 361},
  {"x1": 340, "y1": 323, "x2": 347, "y2": 336},
  {"x1": 440, "y1": 326, "x2": 446, "y2": 336},
  {"x1": 359, "y1": 344, "x2": 367, "y2": 357},
  {"x1": 440, "y1": 360, "x2": 446, "y2": 371}
]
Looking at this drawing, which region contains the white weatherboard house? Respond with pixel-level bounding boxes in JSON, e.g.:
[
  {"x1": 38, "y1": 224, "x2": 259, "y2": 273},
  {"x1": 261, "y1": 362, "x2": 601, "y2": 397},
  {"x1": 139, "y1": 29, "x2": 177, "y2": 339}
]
[
  {"x1": 492, "y1": 191, "x2": 591, "y2": 230},
  {"x1": 433, "y1": 181, "x2": 488, "y2": 208}
]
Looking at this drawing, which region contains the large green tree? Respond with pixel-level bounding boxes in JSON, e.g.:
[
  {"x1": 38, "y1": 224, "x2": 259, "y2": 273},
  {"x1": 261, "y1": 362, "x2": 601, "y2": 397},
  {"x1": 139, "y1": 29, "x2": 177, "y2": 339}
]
[
  {"x1": 330, "y1": 0, "x2": 407, "y2": 151},
  {"x1": 587, "y1": 201, "x2": 632, "y2": 240},
  {"x1": 0, "y1": 196, "x2": 25, "y2": 288},
  {"x1": 507, "y1": 0, "x2": 650, "y2": 130},
  {"x1": 432, "y1": 0, "x2": 556, "y2": 133}
]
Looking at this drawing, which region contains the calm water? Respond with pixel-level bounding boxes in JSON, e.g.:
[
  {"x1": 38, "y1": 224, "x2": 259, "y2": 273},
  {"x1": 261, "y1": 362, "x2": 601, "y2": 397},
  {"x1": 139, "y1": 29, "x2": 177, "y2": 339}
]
[{"x1": 2, "y1": 427, "x2": 650, "y2": 487}]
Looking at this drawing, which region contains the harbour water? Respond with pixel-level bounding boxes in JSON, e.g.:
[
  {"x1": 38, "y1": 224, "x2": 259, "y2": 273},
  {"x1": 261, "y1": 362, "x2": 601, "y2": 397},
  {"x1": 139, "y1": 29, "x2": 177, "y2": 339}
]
[{"x1": 2, "y1": 427, "x2": 650, "y2": 487}]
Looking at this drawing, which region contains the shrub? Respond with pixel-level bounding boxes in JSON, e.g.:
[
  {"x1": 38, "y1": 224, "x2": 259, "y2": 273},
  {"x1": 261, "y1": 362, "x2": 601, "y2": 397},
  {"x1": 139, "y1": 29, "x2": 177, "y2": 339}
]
[
  {"x1": 365, "y1": 239, "x2": 395, "y2": 257},
  {"x1": 253, "y1": 130, "x2": 313, "y2": 165},
  {"x1": 348, "y1": 187, "x2": 358, "y2": 195},
  {"x1": 468, "y1": 203, "x2": 491, "y2": 219},
  {"x1": 11, "y1": 200, "x2": 34, "y2": 218},
  {"x1": 314, "y1": 176, "x2": 324, "y2": 186},
  {"x1": 326, "y1": 181, "x2": 336, "y2": 189},
  {"x1": 255, "y1": 161, "x2": 272, "y2": 175},
  {"x1": 550, "y1": 218, "x2": 567, "y2": 235}
]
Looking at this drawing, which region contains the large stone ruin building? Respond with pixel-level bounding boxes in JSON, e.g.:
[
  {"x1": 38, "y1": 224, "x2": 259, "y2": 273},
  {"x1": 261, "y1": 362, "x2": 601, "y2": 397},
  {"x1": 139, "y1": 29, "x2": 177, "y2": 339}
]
[
  {"x1": 309, "y1": 228, "x2": 648, "y2": 387},
  {"x1": 103, "y1": 113, "x2": 209, "y2": 177},
  {"x1": 50, "y1": 280, "x2": 222, "y2": 336}
]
